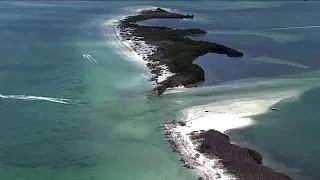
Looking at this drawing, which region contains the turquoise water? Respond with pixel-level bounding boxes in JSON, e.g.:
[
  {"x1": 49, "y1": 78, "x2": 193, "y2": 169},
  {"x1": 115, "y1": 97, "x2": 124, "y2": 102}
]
[
  {"x1": 0, "y1": 1, "x2": 320, "y2": 180},
  {"x1": 229, "y1": 86, "x2": 320, "y2": 180}
]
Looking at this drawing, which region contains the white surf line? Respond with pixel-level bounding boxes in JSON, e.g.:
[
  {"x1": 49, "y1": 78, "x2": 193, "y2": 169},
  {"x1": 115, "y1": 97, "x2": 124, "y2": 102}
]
[
  {"x1": 104, "y1": 14, "x2": 149, "y2": 66},
  {"x1": 104, "y1": 7, "x2": 185, "y2": 90},
  {"x1": 0, "y1": 94, "x2": 70, "y2": 104},
  {"x1": 260, "y1": 25, "x2": 320, "y2": 31}
]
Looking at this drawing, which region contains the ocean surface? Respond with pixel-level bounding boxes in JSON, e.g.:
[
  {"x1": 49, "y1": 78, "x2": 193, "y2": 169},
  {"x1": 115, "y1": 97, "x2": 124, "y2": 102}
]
[{"x1": 0, "y1": 1, "x2": 319, "y2": 180}]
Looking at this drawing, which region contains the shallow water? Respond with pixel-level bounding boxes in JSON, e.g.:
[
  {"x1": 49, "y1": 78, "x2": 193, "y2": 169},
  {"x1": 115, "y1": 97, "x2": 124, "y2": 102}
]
[
  {"x1": 0, "y1": 1, "x2": 320, "y2": 180},
  {"x1": 229, "y1": 86, "x2": 320, "y2": 180}
]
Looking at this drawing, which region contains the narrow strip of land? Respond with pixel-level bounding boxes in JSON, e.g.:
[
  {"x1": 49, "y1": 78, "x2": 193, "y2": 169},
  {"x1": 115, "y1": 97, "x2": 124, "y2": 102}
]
[{"x1": 118, "y1": 8, "x2": 243, "y2": 95}]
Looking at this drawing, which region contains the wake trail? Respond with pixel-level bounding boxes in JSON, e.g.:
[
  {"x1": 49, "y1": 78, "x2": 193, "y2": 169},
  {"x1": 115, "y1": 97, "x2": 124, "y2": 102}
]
[
  {"x1": 260, "y1": 25, "x2": 320, "y2": 31},
  {"x1": 83, "y1": 54, "x2": 98, "y2": 63},
  {"x1": 83, "y1": 54, "x2": 90, "y2": 63},
  {"x1": 86, "y1": 54, "x2": 98, "y2": 63},
  {"x1": 0, "y1": 94, "x2": 70, "y2": 104},
  {"x1": 141, "y1": 74, "x2": 149, "y2": 79}
]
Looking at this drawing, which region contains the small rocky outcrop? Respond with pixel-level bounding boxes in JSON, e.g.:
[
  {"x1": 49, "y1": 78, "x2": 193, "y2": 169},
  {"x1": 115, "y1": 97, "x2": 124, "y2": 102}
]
[{"x1": 247, "y1": 148, "x2": 263, "y2": 164}]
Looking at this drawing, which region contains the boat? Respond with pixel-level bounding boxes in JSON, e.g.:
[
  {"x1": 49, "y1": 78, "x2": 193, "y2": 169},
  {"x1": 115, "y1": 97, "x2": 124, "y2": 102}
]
[{"x1": 271, "y1": 107, "x2": 280, "y2": 111}]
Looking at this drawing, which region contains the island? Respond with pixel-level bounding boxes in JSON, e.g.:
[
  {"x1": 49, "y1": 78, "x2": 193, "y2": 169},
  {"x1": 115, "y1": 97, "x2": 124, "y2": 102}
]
[
  {"x1": 165, "y1": 122, "x2": 293, "y2": 180},
  {"x1": 117, "y1": 8, "x2": 243, "y2": 95},
  {"x1": 113, "y1": 7, "x2": 293, "y2": 180}
]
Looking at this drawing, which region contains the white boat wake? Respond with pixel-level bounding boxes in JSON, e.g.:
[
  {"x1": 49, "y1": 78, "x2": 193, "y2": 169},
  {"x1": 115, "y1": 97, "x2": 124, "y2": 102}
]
[
  {"x1": 0, "y1": 93, "x2": 70, "y2": 104},
  {"x1": 141, "y1": 73, "x2": 149, "y2": 79},
  {"x1": 261, "y1": 25, "x2": 320, "y2": 31},
  {"x1": 83, "y1": 54, "x2": 98, "y2": 63}
]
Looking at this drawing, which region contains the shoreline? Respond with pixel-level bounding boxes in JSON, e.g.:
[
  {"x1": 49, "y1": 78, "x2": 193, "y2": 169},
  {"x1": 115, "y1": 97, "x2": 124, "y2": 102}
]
[
  {"x1": 104, "y1": 7, "x2": 180, "y2": 92},
  {"x1": 105, "y1": 6, "x2": 294, "y2": 180},
  {"x1": 105, "y1": 7, "x2": 243, "y2": 96},
  {"x1": 164, "y1": 93, "x2": 297, "y2": 180}
]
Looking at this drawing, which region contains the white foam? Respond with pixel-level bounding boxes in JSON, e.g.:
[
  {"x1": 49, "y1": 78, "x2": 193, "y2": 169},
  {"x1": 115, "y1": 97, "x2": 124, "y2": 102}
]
[
  {"x1": 87, "y1": 54, "x2": 98, "y2": 63},
  {"x1": 141, "y1": 73, "x2": 149, "y2": 79},
  {"x1": 166, "y1": 91, "x2": 298, "y2": 180},
  {"x1": 104, "y1": 20, "x2": 147, "y2": 66},
  {"x1": 156, "y1": 65, "x2": 175, "y2": 83},
  {"x1": 0, "y1": 93, "x2": 69, "y2": 104},
  {"x1": 165, "y1": 84, "x2": 186, "y2": 94},
  {"x1": 83, "y1": 54, "x2": 98, "y2": 64}
]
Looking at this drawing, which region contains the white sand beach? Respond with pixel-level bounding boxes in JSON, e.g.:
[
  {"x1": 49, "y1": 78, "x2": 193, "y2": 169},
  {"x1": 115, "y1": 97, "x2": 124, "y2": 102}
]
[
  {"x1": 104, "y1": 7, "x2": 180, "y2": 87},
  {"x1": 104, "y1": 6, "x2": 309, "y2": 180},
  {"x1": 165, "y1": 91, "x2": 299, "y2": 180}
]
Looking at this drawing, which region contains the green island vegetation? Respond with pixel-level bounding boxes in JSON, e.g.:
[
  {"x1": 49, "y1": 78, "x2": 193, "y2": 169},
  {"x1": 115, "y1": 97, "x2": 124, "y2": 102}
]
[{"x1": 118, "y1": 8, "x2": 243, "y2": 95}]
